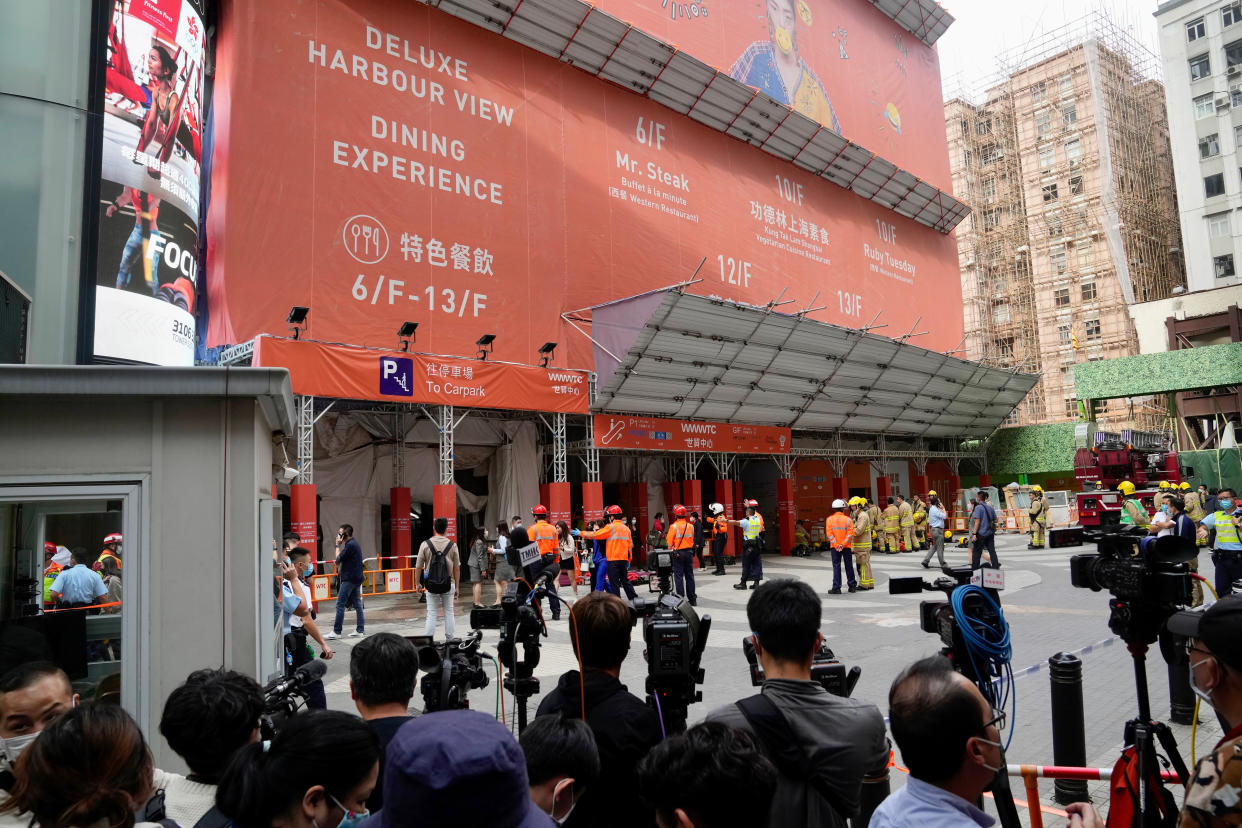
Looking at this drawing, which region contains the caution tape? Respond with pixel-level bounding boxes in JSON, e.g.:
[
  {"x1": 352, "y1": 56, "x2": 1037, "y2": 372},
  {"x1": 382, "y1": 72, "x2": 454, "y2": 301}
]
[{"x1": 1010, "y1": 635, "x2": 1118, "y2": 681}]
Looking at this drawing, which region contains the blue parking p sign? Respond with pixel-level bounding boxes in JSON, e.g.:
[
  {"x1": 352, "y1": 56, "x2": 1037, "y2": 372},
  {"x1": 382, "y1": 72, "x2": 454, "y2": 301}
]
[{"x1": 380, "y1": 357, "x2": 414, "y2": 396}]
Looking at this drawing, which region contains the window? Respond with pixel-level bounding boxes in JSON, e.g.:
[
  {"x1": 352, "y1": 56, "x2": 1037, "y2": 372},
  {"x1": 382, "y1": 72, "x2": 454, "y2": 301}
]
[
  {"x1": 1235, "y1": 124, "x2": 1242, "y2": 148},
  {"x1": 1233, "y1": 84, "x2": 1242, "y2": 107},
  {"x1": 1036, "y1": 110, "x2": 1052, "y2": 139},
  {"x1": 1216, "y1": 253, "x2": 1237, "y2": 277},
  {"x1": 1085, "y1": 316, "x2": 1101, "y2": 339},
  {"x1": 983, "y1": 207, "x2": 1001, "y2": 228},
  {"x1": 1059, "y1": 72, "x2": 1073, "y2": 94},
  {"x1": 981, "y1": 177, "x2": 997, "y2": 200},
  {"x1": 1191, "y1": 53, "x2": 1212, "y2": 80},
  {"x1": 1040, "y1": 146, "x2": 1056, "y2": 169},
  {"x1": 1062, "y1": 104, "x2": 1078, "y2": 127},
  {"x1": 1208, "y1": 212, "x2": 1231, "y2": 237},
  {"x1": 1228, "y1": 39, "x2": 1242, "y2": 67},
  {"x1": 1043, "y1": 182, "x2": 1059, "y2": 202},
  {"x1": 1066, "y1": 398, "x2": 1079, "y2": 419},
  {"x1": 1054, "y1": 287, "x2": 1071, "y2": 306},
  {"x1": 1032, "y1": 81, "x2": 1046, "y2": 103},
  {"x1": 1196, "y1": 93, "x2": 1216, "y2": 118},
  {"x1": 1081, "y1": 275, "x2": 1097, "y2": 300},
  {"x1": 1050, "y1": 246, "x2": 1067, "y2": 273},
  {"x1": 1227, "y1": 2, "x2": 1242, "y2": 26},
  {"x1": 992, "y1": 302, "x2": 1011, "y2": 324},
  {"x1": 1202, "y1": 133, "x2": 1222, "y2": 158},
  {"x1": 1046, "y1": 212, "x2": 1063, "y2": 237},
  {"x1": 1207, "y1": 172, "x2": 1227, "y2": 197},
  {"x1": 993, "y1": 337, "x2": 1015, "y2": 359},
  {"x1": 980, "y1": 142, "x2": 1000, "y2": 164},
  {"x1": 1069, "y1": 175, "x2": 1083, "y2": 195},
  {"x1": 1188, "y1": 17, "x2": 1206, "y2": 40},
  {"x1": 1065, "y1": 138, "x2": 1081, "y2": 164},
  {"x1": 1078, "y1": 243, "x2": 1092, "y2": 268},
  {"x1": 960, "y1": 120, "x2": 969, "y2": 138},
  {"x1": 977, "y1": 118, "x2": 993, "y2": 135},
  {"x1": 1058, "y1": 324, "x2": 1071, "y2": 345}
]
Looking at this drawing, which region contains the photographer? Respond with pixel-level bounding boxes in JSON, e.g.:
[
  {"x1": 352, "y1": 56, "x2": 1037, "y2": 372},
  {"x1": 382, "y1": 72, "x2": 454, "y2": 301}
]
[
  {"x1": 157, "y1": 668, "x2": 265, "y2": 826},
  {"x1": 534, "y1": 592, "x2": 661, "y2": 828},
  {"x1": 520, "y1": 715, "x2": 600, "y2": 823},
  {"x1": 349, "y1": 633, "x2": 417, "y2": 812},
  {"x1": 872, "y1": 656, "x2": 1002, "y2": 828},
  {"x1": 1201, "y1": 488, "x2": 1242, "y2": 596},
  {"x1": 637, "y1": 722, "x2": 777, "y2": 828},
  {"x1": 708, "y1": 580, "x2": 889, "y2": 827},
  {"x1": 1165, "y1": 595, "x2": 1242, "y2": 824},
  {"x1": 217, "y1": 710, "x2": 378, "y2": 828}
]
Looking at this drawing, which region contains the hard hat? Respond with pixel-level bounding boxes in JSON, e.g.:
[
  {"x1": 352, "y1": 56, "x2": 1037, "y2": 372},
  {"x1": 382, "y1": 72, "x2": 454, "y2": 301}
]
[
  {"x1": 605, "y1": 505, "x2": 623, "y2": 516},
  {"x1": 945, "y1": 531, "x2": 953, "y2": 540},
  {"x1": 927, "y1": 490, "x2": 937, "y2": 497},
  {"x1": 847, "y1": 496, "x2": 859, "y2": 506},
  {"x1": 709, "y1": 502, "x2": 724, "y2": 516},
  {"x1": 1179, "y1": 482, "x2": 1191, "y2": 490},
  {"x1": 43, "y1": 542, "x2": 56, "y2": 554},
  {"x1": 532, "y1": 505, "x2": 549, "y2": 517},
  {"x1": 832, "y1": 498, "x2": 847, "y2": 509},
  {"x1": 103, "y1": 533, "x2": 123, "y2": 546},
  {"x1": 1031, "y1": 485, "x2": 1043, "y2": 493},
  {"x1": 745, "y1": 499, "x2": 759, "y2": 508},
  {"x1": 1158, "y1": 481, "x2": 1170, "y2": 490},
  {"x1": 673, "y1": 505, "x2": 687, "y2": 518},
  {"x1": 859, "y1": 498, "x2": 868, "y2": 506},
  {"x1": 1118, "y1": 481, "x2": 1136, "y2": 496}
]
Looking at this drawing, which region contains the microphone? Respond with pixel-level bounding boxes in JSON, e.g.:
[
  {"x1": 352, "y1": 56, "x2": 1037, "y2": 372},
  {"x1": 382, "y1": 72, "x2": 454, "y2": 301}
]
[{"x1": 293, "y1": 659, "x2": 327, "y2": 686}]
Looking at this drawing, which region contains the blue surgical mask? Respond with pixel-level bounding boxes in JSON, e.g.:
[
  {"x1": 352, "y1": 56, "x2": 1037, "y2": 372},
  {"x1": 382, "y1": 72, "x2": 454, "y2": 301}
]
[
  {"x1": 303, "y1": 564, "x2": 314, "y2": 578},
  {"x1": 1160, "y1": 505, "x2": 1170, "y2": 514},
  {"x1": 1221, "y1": 499, "x2": 1235, "y2": 511},
  {"x1": 328, "y1": 795, "x2": 369, "y2": 828}
]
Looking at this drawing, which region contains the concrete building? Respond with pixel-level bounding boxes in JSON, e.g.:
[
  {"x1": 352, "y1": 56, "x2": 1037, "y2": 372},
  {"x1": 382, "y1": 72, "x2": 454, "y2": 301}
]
[
  {"x1": 945, "y1": 14, "x2": 1185, "y2": 430},
  {"x1": 1157, "y1": 0, "x2": 1242, "y2": 293}
]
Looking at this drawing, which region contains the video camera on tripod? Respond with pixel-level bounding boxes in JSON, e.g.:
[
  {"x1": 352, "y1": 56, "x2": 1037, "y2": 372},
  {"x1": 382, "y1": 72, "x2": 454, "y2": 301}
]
[
  {"x1": 741, "y1": 636, "x2": 860, "y2": 697},
  {"x1": 470, "y1": 579, "x2": 546, "y2": 730},
  {"x1": 641, "y1": 549, "x2": 710, "y2": 734},
  {"x1": 260, "y1": 659, "x2": 327, "y2": 739},
  {"x1": 409, "y1": 629, "x2": 490, "y2": 713}
]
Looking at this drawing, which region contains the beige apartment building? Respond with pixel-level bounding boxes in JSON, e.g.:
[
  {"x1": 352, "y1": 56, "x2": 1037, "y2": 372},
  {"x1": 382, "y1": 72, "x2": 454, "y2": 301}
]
[{"x1": 945, "y1": 16, "x2": 1185, "y2": 429}]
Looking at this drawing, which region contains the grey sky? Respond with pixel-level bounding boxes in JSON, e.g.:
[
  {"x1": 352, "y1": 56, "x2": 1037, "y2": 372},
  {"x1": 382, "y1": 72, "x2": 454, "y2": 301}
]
[{"x1": 936, "y1": 0, "x2": 1160, "y2": 99}]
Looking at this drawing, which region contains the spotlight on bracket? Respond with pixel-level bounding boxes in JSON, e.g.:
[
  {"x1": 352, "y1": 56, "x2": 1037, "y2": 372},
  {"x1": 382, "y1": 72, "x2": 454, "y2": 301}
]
[
  {"x1": 538, "y1": 341, "x2": 557, "y2": 368},
  {"x1": 476, "y1": 333, "x2": 496, "y2": 360},
  {"x1": 398, "y1": 321, "x2": 418, "y2": 352},
  {"x1": 287, "y1": 306, "x2": 309, "y2": 340}
]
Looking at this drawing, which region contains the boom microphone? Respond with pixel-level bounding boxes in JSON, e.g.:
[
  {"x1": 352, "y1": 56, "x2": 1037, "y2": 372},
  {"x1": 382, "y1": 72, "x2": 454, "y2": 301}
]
[{"x1": 294, "y1": 659, "x2": 327, "y2": 685}]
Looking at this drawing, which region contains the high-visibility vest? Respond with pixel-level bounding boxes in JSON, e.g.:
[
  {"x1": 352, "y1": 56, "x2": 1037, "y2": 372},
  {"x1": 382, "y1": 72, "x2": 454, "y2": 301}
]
[
  {"x1": 825, "y1": 513, "x2": 853, "y2": 549},
  {"x1": 666, "y1": 519, "x2": 694, "y2": 550},
  {"x1": 591, "y1": 521, "x2": 633, "y2": 561},
  {"x1": 742, "y1": 515, "x2": 763, "y2": 540},
  {"x1": 1120, "y1": 499, "x2": 1149, "y2": 528},
  {"x1": 898, "y1": 502, "x2": 914, "y2": 528},
  {"x1": 853, "y1": 511, "x2": 872, "y2": 550},
  {"x1": 883, "y1": 506, "x2": 900, "y2": 531},
  {"x1": 99, "y1": 551, "x2": 122, "y2": 571},
  {"x1": 528, "y1": 521, "x2": 558, "y2": 555},
  {"x1": 711, "y1": 516, "x2": 729, "y2": 537},
  {"x1": 1212, "y1": 511, "x2": 1241, "y2": 546}
]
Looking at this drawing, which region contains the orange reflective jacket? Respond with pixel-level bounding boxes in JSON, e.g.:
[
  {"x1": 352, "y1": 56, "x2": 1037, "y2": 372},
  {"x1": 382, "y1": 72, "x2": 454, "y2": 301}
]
[
  {"x1": 591, "y1": 521, "x2": 633, "y2": 561},
  {"x1": 666, "y1": 519, "x2": 694, "y2": 550}
]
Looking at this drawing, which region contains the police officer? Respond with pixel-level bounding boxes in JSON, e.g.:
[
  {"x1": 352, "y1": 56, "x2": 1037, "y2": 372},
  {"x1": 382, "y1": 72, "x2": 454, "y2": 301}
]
[
  {"x1": 590, "y1": 506, "x2": 637, "y2": 600},
  {"x1": 666, "y1": 505, "x2": 697, "y2": 606},
  {"x1": 882, "y1": 497, "x2": 901, "y2": 554},
  {"x1": 707, "y1": 503, "x2": 729, "y2": 576},
  {"x1": 1201, "y1": 488, "x2": 1242, "y2": 596},
  {"x1": 825, "y1": 499, "x2": 857, "y2": 595},
  {"x1": 850, "y1": 497, "x2": 875, "y2": 590},
  {"x1": 1028, "y1": 485, "x2": 1048, "y2": 549},
  {"x1": 528, "y1": 505, "x2": 563, "y2": 620},
  {"x1": 897, "y1": 495, "x2": 915, "y2": 553},
  {"x1": 729, "y1": 500, "x2": 764, "y2": 590}
]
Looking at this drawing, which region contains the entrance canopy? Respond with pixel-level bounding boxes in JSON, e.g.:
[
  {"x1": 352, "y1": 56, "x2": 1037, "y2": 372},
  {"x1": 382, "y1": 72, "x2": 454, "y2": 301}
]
[{"x1": 586, "y1": 290, "x2": 1039, "y2": 439}]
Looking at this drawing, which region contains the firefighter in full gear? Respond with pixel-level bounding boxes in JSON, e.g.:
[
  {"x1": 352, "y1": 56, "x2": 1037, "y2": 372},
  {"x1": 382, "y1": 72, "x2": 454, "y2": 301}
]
[
  {"x1": 825, "y1": 500, "x2": 857, "y2": 594},
  {"x1": 1184, "y1": 482, "x2": 1208, "y2": 546},
  {"x1": 708, "y1": 502, "x2": 729, "y2": 575},
  {"x1": 897, "y1": 495, "x2": 915, "y2": 553},
  {"x1": 882, "y1": 497, "x2": 901, "y2": 554},
  {"x1": 729, "y1": 500, "x2": 764, "y2": 590},
  {"x1": 866, "y1": 499, "x2": 880, "y2": 549},
  {"x1": 1118, "y1": 481, "x2": 1150, "y2": 528},
  {"x1": 913, "y1": 499, "x2": 928, "y2": 550},
  {"x1": 850, "y1": 497, "x2": 874, "y2": 590},
  {"x1": 1028, "y1": 485, "x2": 1048, "y2": 549}
]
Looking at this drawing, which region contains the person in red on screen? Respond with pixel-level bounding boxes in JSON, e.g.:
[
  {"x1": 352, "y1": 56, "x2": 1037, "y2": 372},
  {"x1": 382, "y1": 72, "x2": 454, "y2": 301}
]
[{"x1": 135, "y1": 43, "x2": 180, "y2": 180}]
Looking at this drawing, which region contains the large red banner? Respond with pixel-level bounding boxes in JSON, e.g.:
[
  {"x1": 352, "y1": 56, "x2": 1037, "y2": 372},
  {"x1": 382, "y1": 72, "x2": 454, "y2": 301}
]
[
  {"x1": 208, "y1": 0, "x2": 962, "y2": 375},
  {"x1": 594, "y1": 415, "x2": 790, "y2": 454},
  {"x1": 253, "y1": 336, "x2": 590, "y2": 413},
  {"x1": 585, "y1": 0, "x2": 953, "y2": 191}
]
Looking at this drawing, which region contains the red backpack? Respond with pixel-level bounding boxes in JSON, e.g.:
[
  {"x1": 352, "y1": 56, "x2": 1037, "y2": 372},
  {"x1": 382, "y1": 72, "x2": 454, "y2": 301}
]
[{"x1": 1105, "y1": 745, "x2": 1178, "y2": 828}]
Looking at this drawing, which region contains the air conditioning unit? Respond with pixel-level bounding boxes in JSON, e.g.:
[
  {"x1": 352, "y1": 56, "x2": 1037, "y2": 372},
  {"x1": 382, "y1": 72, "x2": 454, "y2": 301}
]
[
  {"x1": 1230, "y1": 65, "x2": 1241, "y2": 76},
  {"x1": 1068, "y1": 158, "x2": 1080, "y2": 167},
  {"x1": 1217, "y1": 96, "x2": 1231, "y2": 108}
]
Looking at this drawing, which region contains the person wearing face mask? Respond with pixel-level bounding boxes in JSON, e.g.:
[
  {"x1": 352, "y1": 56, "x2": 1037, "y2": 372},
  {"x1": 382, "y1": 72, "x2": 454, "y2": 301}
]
[
  {"x1": 1165, "y1": 595, "x2": 1242, "y2": 824},
  {"x1": 216, "y1": 710, "x2": 379, "y2": 828},
  {"x1": 871, "y1": 655, "x2": 1006, "y2": 828},
  {"x1": 519, "y1": 715, "x2": 599, "y2": 824},
  {"x1": 285, "y1": 548, "x2": 332, "y2": 709},
  {"x1": 0, "y1": 663, "x2": 77, "y2": 792},
  {"x1": 1200, "y1": 488, "x2": 1242, "y2": 596}
]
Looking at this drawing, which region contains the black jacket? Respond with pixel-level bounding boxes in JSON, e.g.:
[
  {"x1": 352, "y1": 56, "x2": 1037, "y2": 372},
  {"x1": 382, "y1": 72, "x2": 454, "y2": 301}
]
[{"x1": 536, "y1": 669, "x2": 662, "y2": 828}]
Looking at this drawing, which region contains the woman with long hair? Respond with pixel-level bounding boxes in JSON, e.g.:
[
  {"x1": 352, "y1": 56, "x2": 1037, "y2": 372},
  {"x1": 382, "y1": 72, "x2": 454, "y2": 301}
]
[
  {"x1": 468, "y1": 525, "x2": 489, "y2": 609},
  {"x1": 492, "y1": 521, "x2": 514, "y2": 606},
  {"x1": 556, "y1": 521, "x2": 580, "y2": 597},
  {"x1": 135, "y1": 43, "x2": 179, "y2": 179}
]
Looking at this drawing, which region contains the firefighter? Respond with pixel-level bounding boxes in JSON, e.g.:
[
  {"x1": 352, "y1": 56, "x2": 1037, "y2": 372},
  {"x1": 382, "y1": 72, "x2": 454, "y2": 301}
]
[
  {"x1": 589, "y1": 505, "x2": 637, "y2": 600},
  {"x1": 1184, "y1": 482, "x2": 1208, "y2": 547},
  {"x1": 1118, "y1": 481, "x2": 1150, "y2": 528},
  {"x1": 666, "y1": 505, "x2": 697, "y2": 606},
  {"x1": 1028, "y1": 485, "x2": 1048, "y2": 549},
  {"x1": 708, "y1": 502, "x2": 729, "y2": 575},
  {"x1": 866, "y1": 498, "x2": 881, "y2": 549},
  {"x1": 850, "y1": 497, "x2": 874, "y2": 590},
  {"x1": 528, "y1": 505, "x2": 563, "y2": 620},
  {"x1": 99, "y1": 533, "x2": 123, "y2": 572},
  {"x1": 896, "y1": 494, "x2": 915, "y2": 553},
  {"x1": 882, "y1": 497, "x2": 901, "y2": 554},
  {"x1": 912, "y1": 498, "x2": 928, "y2": 550},
  {"x1": 729, "y1": 500, "x2": 764, "y2": 590},
  {"x1": 825, "y1": 499, "x2": 856, "y2": 594}
]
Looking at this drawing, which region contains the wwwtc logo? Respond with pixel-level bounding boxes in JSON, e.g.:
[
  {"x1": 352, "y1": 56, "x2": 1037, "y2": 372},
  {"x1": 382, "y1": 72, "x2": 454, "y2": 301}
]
[{"x1": 380, "y1": 357, "x2": 413, "y2": 397}]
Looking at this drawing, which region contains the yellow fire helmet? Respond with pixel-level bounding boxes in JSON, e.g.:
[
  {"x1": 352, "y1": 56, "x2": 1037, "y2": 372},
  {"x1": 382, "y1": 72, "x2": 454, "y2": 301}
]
[
  {"x1": 927, "y1": 489, "x2": 938, "y2": 497},
  {"x1": 1118, "y1": 481, "x2": 1137, "y2": 496},
  {"x1": 1158, "y1": 481, "x2": 1170, "y2": 490},
  {"x1": 944, "y1": 531, "x2": 953, "y2": 540},
  {"x1": 1179, "y1": 482, "x2": 1191, "y2": 490},
  {"x1": 1031, "y1": 485, "x2": 1043, "y2": 493}
]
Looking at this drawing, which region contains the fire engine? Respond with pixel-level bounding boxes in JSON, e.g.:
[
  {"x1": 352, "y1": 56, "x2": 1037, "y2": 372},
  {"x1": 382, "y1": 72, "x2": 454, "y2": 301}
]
[{"x1": 1072, "y1": 425, "x2": 1181, "y2": 527}]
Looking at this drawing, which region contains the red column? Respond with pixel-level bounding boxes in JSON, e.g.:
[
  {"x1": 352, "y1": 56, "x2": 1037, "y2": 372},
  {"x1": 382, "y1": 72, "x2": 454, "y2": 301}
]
[
  {"x1": 913, "y1": 475, "x2": 930, "y2": 498},
  {"x1": 634, "y1": 482, "x2": 649, "y2": 567},
  {"x1": 539, "y1": 483, "x2": 550, "y2": 511},
  {"x1": 876, "y1": 475, "x2": 891, "y2": 502},
  {"x1": 582, "y1": 481, "x2": 604, "y2": 523},
  {"x1": 979, "y1": 474, "x2": 992, "y2": 489},
  {"x1": 683, "y1": 479, "x2": 702, "y2": 518},
  {"x1": 733, "y1": 480, "x2": 744, "y2": 557},
  {"x1": 433, "y1": 484, "x2": 457, "y2": 543},
  {"x1": 663, "y1": 481, "x2": 678, "y2": 521},
  {"x1": 390, "y1": 486, "x2": 411, "y2": 573},
  {"x1": 777, "y1": 478, "x2": 795, "y2": 556},
  {"x1": 548, "y1": 482, "x2": 571, "y2": 527},
  {"x1": 291, "y1": 484, "x2": 318, "y2": 567},
  {"x1": 718, "y1": 479, "x2": 735, "y2": 561},
  {"x1": 832, "y1": 476, "x2": 849, "y2": 502}
]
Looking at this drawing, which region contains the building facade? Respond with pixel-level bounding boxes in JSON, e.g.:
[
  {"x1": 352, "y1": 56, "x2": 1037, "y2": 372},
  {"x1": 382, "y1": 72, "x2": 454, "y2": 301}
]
[
  {"x1": 1157, "y1": 0, "x2": 1242, "y2": 293},
  {"x1": 946, "y1": 17, "x2": 1185, "y2": 430}
]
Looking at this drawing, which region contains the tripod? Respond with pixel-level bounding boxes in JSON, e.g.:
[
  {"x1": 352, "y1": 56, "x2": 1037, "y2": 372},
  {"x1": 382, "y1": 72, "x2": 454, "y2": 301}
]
[{"x1": 1122, "y1": 641, "x2": 1190, "y2": 826}]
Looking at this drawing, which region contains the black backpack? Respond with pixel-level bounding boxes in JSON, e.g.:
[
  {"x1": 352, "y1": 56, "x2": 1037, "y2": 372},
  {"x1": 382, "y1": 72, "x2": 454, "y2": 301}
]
[{"x1": 423, "y1": 538, "x2": 454, "y2": 594}]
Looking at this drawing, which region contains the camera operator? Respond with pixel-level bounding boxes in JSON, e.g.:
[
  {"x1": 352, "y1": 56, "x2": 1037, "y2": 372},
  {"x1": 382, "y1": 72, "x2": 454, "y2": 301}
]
[
  {"x1": 1200, "y1": 488, "x2": 1242, "y2": 596},
  {"x1": 349, "y1": 633, "x2": 418, "y2": 812},
  {"x1": 1165, "y1": 594, "x2": 1242, "y2": 824},
  {"x1": 871, "y1": 655, "x2": 1002, "y2": 828},
  {"x1": 519, "y1": 715, "x2": 600, "y2": 823},
  {"x1": 708, "y1": 580, "x2": 889, "y2": 828},
  {"x1": 534, "y1": 592, "x2": 661, "y2": 828},
  {"x1": 637, "y1": 722, "x2": 778, "y2": 828}
]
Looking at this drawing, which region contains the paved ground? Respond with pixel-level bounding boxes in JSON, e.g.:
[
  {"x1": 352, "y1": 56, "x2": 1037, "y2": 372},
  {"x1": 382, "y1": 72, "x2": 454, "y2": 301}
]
[{"x1": 315, "y1": 534, "x2": 1222, "y2": 825}]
